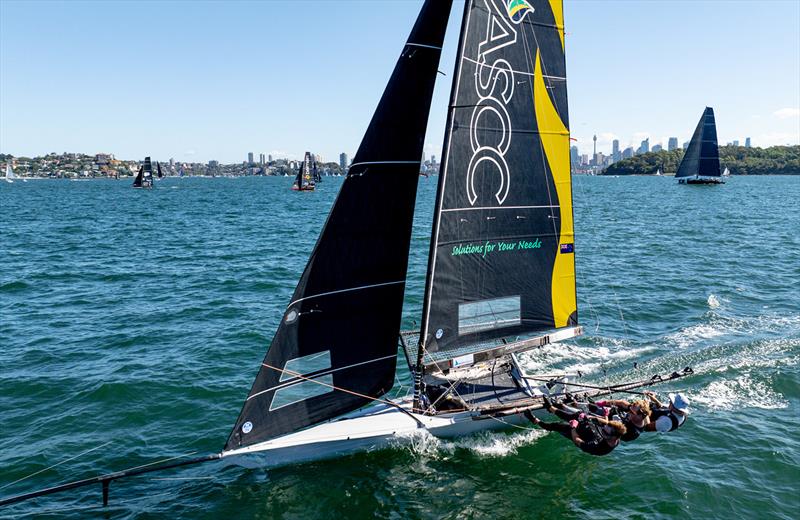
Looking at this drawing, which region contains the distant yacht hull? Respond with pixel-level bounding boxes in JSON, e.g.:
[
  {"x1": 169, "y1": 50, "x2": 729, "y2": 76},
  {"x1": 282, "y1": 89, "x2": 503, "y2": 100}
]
[{"x1": 678, "y1": 175, "x2": 725, "y2": 185}]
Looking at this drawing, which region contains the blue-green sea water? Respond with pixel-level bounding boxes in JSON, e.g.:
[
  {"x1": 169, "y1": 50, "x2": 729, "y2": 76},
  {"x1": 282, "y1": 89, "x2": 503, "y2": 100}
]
[{"x1": 1, "y1": 176, "x2": 798, "y2": 519}]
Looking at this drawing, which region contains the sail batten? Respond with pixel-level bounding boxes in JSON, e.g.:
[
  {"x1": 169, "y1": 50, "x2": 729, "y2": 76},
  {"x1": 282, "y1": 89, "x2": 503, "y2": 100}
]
[
  {"x1": 419, "y1": 0, "x2": 576, "y2": 360},
  {"x1": 225, "y1": 0, "x2": 453, "y2": 451}
]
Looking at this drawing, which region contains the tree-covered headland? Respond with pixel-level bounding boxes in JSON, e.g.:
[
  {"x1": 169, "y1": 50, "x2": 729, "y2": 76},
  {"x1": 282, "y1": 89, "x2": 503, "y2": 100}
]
[{"x1": 602, "y1": 145, "x2": 800, "y2": 176}]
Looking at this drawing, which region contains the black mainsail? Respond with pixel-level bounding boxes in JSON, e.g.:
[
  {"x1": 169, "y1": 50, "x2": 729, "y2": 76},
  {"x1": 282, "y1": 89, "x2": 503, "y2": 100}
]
[
  {"x1": 676, "y1": 107, "x2": 721, "y2": 181},
  {"x1": 419, "y1": 0, "x2": 577, "y2": 363},
  {"x1": 225, "y1": 0, "x2": 453, "y2": 450}
]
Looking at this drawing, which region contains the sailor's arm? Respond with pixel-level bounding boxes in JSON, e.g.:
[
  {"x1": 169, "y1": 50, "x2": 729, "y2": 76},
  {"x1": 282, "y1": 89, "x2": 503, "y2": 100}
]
[
  {"x1": 569, "y1": 422, "x2": 584, "y2": 446},
  {"x1": 643, "y1": 391, "x2": 664, "y2": 407},
  {"x1": 595, "y1": 399, "x2": 630, "y2": 408}
]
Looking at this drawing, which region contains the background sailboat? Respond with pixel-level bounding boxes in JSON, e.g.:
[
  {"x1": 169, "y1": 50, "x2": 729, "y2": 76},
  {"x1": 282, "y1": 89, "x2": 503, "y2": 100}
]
[
  {"x1": 132, "y1": 157, "x2": 155, "y2": 188},
  {"x1": 4, "y1": 162, "x2": 16, "y2": 183},
  {"x1": 291, "y1": 152, "x2": 317, "y2": 191},
  {"x1": 676, "y1": 107, "x2": 724, "y2": 184}
]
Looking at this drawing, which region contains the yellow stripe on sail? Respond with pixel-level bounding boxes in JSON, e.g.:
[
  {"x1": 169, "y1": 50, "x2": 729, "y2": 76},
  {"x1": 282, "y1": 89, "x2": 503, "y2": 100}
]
[
  {"x1": 533, "y1": 49, "x2": 575, "y2": 328},
  {"x1": 548, "y1": 0, "x2": 565, "y2": 51}
]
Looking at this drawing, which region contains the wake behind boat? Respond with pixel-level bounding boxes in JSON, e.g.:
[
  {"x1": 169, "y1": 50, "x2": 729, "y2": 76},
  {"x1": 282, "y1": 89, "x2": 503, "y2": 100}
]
[
  {"x1": 0, "y1": 0, "x2": 695, "y2": 508},
  {"x1": 676, "y1": 107, "x2": 725, "y2": 185}
]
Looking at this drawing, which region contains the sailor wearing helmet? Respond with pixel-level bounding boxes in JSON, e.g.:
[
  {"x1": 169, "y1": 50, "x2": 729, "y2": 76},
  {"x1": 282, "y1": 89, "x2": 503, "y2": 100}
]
[{"x1": 644, "y1": 391, "x2": 690, "y2": 432}]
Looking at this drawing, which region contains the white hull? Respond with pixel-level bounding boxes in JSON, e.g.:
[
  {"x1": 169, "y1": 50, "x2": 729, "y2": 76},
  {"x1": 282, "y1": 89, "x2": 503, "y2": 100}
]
[{"x1": 221, "y1": 397, "x2": 548, "y2": 468}]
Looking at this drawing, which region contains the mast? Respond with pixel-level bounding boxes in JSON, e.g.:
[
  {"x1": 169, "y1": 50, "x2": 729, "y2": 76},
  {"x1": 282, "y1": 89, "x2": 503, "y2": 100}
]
[
  {"x1": 676, "y1": 107, "x2": 720, "y2": 179},
  {"x1": 417, "y1": 0, "x2": 577, "y2": 385},
  {"x1": 224, "y1": 0, "x2": 452, "y2": 451}
]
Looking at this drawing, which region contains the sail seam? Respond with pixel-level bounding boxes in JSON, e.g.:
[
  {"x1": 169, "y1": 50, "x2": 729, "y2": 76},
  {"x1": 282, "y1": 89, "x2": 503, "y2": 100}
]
[
  {"x1": 348, "y1": 161, "x2": 421, "y2": 169},
  {"x1": 288, "y1": 280, "x2": 405, "y2": 308},
  {"x1": 247, "y1": 354, "x2": 398, "y2": 401},
  {"x1": 461, "y1": 56, "x2": 565, "y2": 80},
  {"x1": 441, "y1": 205, "x2": 558, "y2": 212},
  {"x1": 406, "y1": 43, "x2": 443, "y2": 50}
]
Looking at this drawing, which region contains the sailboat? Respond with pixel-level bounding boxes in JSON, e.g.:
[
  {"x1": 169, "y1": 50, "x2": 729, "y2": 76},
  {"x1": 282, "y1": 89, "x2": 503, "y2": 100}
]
[
  {"x1": 675, "y1": 107, "x2": 725, "y2": 185},
  {"x1": 1, "y1": 0, "x2": 693, "y2": 507},
  {"x1": 655, "y1": 168, "x2": 662, "y2": 176},
  {"x1": 291, "y1": 152, "x2": 316, "y2": 191},
  {"x1": 722, "y1": 166, "x2": 730, "y2": 176},
  {"x1": 4, "y1": 162, "x2": 16, "y2": 183},
  {"x1": 132, "y1": 157, "x2": 155, "y2": 188}
]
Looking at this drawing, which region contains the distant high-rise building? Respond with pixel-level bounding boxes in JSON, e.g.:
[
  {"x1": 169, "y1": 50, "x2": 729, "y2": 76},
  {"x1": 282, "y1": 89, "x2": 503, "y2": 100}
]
[
  {"x1": 622, "y1": 147, "x2": 634, "y2": 159},
  {"x1": 652, "y1": 144, "x2": 663, "y2": 152},
  {"x1": 612, "y1": 139, "x2": 620, "y2": 157},
  {"x1": 593, "y1": 134, "x2": 597, "y2": 159},
  {"x1": 268, "y1": 154, "x2": 273, "y2": 163},
  {"x1": 732, "y1": 140, "x2": 739, "y2": 146},
  {"x1": 637, "y1": 138, "x2": 650, "y2": 155},
  {"x1": 745, "y1": 137, "x2": 751, "y2": 148},
  {"x1": 339, "y1": 152, "x2": 348, "y2": 170},
  {"x1": 570, "y1": 145, "x2": 580, "y2": 169},
  {"x1": 580, "y1": 154, "x2": 589, "y2": 166},
  {"x1": 247, "y1": 152, "x2": 254, "y2": 164},
  {"x1": 431, "y1": 155, "x2": 437, "y2": 165},
  {"x1": 259, "y1": 153, "x2": 265, "y2": 165},
  {"x1": 668, "y1": 137, "x2": 678, "y2": 151},
  {"x1": 683, "y1": 141, "x2": 689, "y2": 149}
]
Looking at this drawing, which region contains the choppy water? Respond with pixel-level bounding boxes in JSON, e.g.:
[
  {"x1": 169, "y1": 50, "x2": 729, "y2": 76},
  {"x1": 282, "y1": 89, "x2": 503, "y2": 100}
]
[{"x1": 1, "y1": 176, "x2": 798, "y2": 519}]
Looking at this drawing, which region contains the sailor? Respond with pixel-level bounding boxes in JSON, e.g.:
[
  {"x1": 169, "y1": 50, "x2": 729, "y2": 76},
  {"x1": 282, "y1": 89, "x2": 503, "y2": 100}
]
[
  {"x1": 586, "y1": 398, "x2": 651, "y2": 442},
  {"x1": 643, "y1": 391, "x2": 689, "y2": 432},
  {"x1": 526, "y1": 398, "x2": 627, "y2": 456}
]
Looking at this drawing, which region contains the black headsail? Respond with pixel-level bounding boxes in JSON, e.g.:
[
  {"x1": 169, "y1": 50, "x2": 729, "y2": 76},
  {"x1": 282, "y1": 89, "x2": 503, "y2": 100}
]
[
  {"x1": 225, "y1": 0, "x2": 452, "y2": 451},
  {"x1": 418, "y1": 0, "x2": 577, "y2": 365},
  {"x1": 132, "y1": 165, "x2": 144, "y2": 187},
  {"x1": 676, "y1": 107, "x2": 721, "y2": 179}
]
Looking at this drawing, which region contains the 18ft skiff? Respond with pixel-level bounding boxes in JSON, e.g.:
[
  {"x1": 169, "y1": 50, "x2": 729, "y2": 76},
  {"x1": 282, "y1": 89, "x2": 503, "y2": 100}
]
[{"x1": 1, "y1": 0, "x2": 694, "y2": 508}]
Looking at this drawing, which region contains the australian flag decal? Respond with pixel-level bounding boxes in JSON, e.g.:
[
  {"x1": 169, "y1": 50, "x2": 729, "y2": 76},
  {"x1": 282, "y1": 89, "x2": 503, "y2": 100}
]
[{"x1": 560, "y1": 243, "x2": 574, "y2": 254}]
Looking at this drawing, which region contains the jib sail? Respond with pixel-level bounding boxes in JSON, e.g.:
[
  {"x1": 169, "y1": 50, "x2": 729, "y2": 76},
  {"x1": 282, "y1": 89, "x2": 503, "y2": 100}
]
[{"x1": 225, "y1": 0, "x2": 453, "y2": 450}]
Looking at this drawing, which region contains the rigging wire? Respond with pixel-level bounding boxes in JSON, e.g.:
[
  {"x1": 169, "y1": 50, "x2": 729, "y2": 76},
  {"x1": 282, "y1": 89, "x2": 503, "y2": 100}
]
[{"x1": 0, "y1": 440, "x2": 114, "y2": 492}]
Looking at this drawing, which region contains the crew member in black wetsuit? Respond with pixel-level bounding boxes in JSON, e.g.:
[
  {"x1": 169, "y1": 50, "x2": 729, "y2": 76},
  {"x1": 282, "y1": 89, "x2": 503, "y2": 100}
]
[
  {"x1": 587, "y1": 398, "x2": 651, "y2": 442},
  {"x1": 526, "y1": 398, "x2": 627, "y2": 456},
  {"x1": 643, "y1": 391, "x2": 689, "y2": 432}
]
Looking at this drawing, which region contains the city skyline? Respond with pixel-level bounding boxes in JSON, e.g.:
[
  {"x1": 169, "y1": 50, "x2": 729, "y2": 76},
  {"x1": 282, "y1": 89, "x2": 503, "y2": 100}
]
[{"x1": 1, "y1": 1, "x2": 798, "y2": 163}]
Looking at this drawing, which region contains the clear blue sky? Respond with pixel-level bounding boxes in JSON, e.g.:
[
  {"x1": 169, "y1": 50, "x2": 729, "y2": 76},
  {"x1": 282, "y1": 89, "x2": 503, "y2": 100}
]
[{"x1": 1, "y1": 0, "x2": 798, "y2": 163}]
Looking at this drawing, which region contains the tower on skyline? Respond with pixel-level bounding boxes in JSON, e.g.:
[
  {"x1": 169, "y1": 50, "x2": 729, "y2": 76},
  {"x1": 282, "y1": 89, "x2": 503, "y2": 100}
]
[
  {"x1": 745, "y1": 137, "x2": 751, "y2": 148},
  {"x1": 247, "y1": 152, "x2": 254, "y2": 164},
  {"x1": 668, "y1": 137, "x2": 678, "y2": 151}
]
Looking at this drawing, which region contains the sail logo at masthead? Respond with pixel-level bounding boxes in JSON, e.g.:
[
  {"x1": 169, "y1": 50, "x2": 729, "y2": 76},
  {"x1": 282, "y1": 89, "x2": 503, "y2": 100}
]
[
  {"x1": 467, "y1": 0, "x2": 522, "y2": 206},
  {"x1": 506, "y1": 0, "x2": 534, "y2": 24}
]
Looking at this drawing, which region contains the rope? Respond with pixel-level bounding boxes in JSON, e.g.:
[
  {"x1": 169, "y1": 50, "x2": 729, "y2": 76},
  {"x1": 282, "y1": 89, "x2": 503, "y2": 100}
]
[
  {"x1": 261, "y1": 363, "x2": 424, "y2": 427},
  {"x1": 0, "y1": 440, "x2": 114, "y2": 491}
]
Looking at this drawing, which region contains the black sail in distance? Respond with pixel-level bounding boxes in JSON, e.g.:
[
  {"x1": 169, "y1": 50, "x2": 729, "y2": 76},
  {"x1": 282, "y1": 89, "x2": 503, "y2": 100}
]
[
  {"x1": 225, "y1": 0, "x2": 452, "y2": 451},
  {"x1": 143, "y1": 157, "x2": 153, "y2": 182},
  {"x1": 420, "y1": 0, "x2": 576, "y2": 357},
  {"x1": 132, "y1": 165, "x2": 144, "y2": 187},
  {"x1": 676, "y1": 107, "x2": 721, "y2": 178}
]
